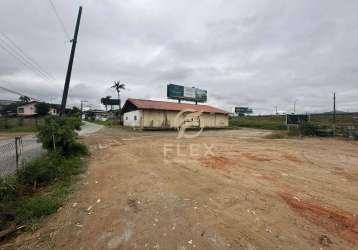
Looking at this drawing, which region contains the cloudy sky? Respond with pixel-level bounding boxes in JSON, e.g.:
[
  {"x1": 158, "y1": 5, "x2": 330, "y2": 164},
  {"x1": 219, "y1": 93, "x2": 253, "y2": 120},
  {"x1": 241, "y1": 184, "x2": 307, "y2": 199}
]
[{"x1": 0, "y1": 0, "x2": 357, "y2": 114}]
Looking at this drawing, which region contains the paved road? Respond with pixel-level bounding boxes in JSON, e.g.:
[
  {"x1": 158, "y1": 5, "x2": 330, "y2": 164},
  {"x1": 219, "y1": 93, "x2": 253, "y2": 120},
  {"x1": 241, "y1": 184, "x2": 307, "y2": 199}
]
[
  {"x1": 0, "y1": 121, "x2": 104, "y2": 176},
  {"x1": 0, "y1": 134, "x2": 44, "y2": 176},
  {"x1": 77, "y1": 121, "x2": 104, "y2": 136}
]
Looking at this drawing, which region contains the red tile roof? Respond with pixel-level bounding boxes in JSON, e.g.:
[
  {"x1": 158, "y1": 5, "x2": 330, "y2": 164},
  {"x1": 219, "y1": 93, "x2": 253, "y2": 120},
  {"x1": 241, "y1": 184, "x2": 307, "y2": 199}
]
[{"x1": 126, "y1": 98, "x2": 228, "y2": 114}]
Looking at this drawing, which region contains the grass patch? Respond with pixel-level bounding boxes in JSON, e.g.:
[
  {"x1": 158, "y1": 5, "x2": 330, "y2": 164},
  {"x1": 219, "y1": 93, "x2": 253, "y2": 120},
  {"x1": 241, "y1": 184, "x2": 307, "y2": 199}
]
[
  {"x1": 0, "y1": 124, "x2": 38, "y2": 133},
  {"x1": 0, "y1": 116, "x2": 89, "y2": 234},
  {"x1": 89, "y1": 119, "x2": 121, "y2": 127},
  {"x1": 230, "y1": 113, "x2": 358, "y2": 131},
  {"x1": 14, "y1": 179, "x2": 73, "y2": 227},
  {"x1": 0, "y1": 152, "x2": 87, "y2": 231},
  {"x1": 230, "y1": 116, "x2": 286, "y2": 130}
]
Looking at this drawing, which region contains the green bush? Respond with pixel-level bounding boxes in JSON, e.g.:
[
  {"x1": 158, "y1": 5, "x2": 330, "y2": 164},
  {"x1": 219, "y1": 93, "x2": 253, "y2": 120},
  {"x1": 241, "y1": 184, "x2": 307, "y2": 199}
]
[
  {"x1": 17, "y1": 153, "x2": 85, "y2": 188},
  {"x1": 299, "y1": 122, "x2": 318, "y2": 136},
  {"x1": 17, "y1": 153, "x2": 61, "y2": 188},
  {"x1": 0, "y1": 175, "x2": 19, "y2": 202},
  {"x1": 15, "y1": 195, "x2": 59, "y2": 224},
  {"x1": 68, "y1": 142, "x2": 89, "y2": 157},
  {"x1": 0, "y1": 154, "x2": 85, "y2": 229},
  {"x1": 0, "y1": 116, "x2": 88, "y2": 231},
  {"x1": 37, "y1": 116, "x2": 83, "y2": 156}
]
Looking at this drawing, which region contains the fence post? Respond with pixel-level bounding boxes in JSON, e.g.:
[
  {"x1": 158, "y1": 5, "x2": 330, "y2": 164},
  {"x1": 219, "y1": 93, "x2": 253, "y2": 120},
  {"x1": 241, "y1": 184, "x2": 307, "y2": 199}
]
[
  {"x1": 52, "y1": 133, "x2": 56, "y2": 151},
  {"x1": 15, "y1": 136, "x2": 20, "y2": 172}
]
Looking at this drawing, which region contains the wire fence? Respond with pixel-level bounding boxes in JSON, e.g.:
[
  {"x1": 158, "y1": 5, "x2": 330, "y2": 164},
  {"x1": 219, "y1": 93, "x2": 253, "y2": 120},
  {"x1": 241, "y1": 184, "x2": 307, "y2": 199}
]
[{"x1": 0, "y1": 136, "x2": 45, "y2": 177}]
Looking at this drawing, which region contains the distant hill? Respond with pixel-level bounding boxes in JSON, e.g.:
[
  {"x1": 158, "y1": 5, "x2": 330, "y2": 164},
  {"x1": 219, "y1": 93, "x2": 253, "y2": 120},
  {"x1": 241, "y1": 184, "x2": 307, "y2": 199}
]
[{"x1": 318, "y1": 110, "x2": 354, "y2": 115}]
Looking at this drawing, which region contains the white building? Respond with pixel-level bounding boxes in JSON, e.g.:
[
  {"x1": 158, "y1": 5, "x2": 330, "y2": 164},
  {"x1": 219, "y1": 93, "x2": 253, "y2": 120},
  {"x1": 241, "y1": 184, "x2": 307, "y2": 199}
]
[
  {"x1": 17, "y1": 101, "x2": 58, "y2": 116},
  {"x1": 122, "y1": 98, "x2": 229, "y2": 129}
]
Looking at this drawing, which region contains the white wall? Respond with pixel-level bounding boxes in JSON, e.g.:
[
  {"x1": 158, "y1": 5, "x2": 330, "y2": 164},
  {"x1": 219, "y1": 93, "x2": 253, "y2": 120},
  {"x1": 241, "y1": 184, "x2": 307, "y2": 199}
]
[
  {"x1": 123, "y1": 110, "x2": 142, "y2": 127},
  {"x1": 17, "y1": 103, "x2": 36, "y2": 116}
]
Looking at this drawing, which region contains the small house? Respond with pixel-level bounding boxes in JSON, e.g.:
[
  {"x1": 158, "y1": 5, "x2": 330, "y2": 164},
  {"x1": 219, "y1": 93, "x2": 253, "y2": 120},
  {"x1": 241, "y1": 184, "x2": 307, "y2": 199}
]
[
  {"x1": 121, "y1": 98, "x2": 229, "y2": 129},
  {"x1": 17, "y1": 101, "x2": 58, "y2": 116}
]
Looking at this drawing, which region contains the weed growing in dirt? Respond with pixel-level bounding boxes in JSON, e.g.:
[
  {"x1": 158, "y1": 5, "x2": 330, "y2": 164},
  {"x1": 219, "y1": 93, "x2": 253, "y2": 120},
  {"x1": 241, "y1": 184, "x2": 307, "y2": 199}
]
[
  {"x1": 0, "y1": 116, "x2": 88, "y2": 232},
  {"x1": 0, "y1": 152, "x2": 86, "y2": 231},
  {"x1": 264, "y1": 131, "x2": 289, "y2": 139}
]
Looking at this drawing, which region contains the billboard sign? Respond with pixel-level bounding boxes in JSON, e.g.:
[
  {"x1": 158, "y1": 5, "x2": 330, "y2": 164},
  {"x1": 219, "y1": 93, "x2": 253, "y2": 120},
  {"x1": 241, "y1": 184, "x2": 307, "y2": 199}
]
[
  {"x1": 167, "y1": 84, "x2": 207, "y2": 103},
  {"x1": 286, "y1": 114, "x2": 309, "y2": 125},
  {"x1": 235, "y1": 107, "x2": 253, "y2": 115},
  {"x1": 102, "y1": 98, "x2": 120, "y2": 106}
]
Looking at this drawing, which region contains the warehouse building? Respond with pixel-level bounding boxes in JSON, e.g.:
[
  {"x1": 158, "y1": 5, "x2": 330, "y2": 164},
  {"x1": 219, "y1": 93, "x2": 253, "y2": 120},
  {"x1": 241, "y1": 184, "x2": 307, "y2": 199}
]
[{"x1": 122, "y1": 98, "x2": 228, "y2": 129}]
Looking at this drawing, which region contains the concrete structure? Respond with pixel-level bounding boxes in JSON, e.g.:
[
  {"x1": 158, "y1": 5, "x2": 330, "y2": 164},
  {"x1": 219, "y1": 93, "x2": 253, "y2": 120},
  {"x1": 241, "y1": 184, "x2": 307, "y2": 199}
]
[
  {"x1": 17, "y1": 101, "x2": 58, "y2": 116},
  {"x1": 122, "y1": 98, "x2": 229, "y2": 129}
]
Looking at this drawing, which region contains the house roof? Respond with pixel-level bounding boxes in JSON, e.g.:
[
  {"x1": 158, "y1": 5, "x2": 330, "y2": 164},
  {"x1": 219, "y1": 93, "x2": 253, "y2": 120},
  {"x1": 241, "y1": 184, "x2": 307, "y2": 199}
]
[
  {"x1": 17, "y1": 101, "x2": 38, "y2": 108},
  {"x1": 124, "y1": 98, "x2": 228, "y2": 114}
]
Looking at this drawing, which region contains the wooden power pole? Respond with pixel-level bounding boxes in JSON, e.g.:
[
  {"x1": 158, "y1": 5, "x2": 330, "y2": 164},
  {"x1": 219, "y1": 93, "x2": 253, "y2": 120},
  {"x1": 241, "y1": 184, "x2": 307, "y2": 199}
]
[
  {"x1": 80, "y1": 100, "x2": 87, "y2": 119},
  {"x1": 60, "y1": 6, "x2": 83, "y2": 116},
  {"x1": 333, "y1": 92, "x2": 336, "y2": 135}
]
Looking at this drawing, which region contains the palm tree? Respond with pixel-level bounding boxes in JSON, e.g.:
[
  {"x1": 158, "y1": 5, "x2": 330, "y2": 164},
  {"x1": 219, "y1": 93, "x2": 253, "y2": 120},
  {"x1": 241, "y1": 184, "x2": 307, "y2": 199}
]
[
  {"x1": 100, "y1": 95, "x2": 111, "y2": 111},
  {"x1": 111, "y1": 81, "x2": 125, "y2": 109},
  {"x1": 19, "y1": 95, "x2": 31, "y2": 103}
]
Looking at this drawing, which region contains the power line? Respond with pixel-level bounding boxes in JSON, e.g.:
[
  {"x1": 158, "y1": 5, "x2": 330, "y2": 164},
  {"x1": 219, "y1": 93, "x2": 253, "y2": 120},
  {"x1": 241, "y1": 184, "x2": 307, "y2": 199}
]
[
  {"x1": 48, "y1": 0, "x2": 71, "y2": 40},
  {"x1": 0, "y1": 32, "x2": 55, "y2": 80},
  {"x1": 0, "y1": 41, "x2": 51, "y2": 82},
  {"x1": 0, "y1": 37, "x2": 54, "y2": 82},
  {"x1": 0, "y1": 84, "x2": 40, "y2": 101}
]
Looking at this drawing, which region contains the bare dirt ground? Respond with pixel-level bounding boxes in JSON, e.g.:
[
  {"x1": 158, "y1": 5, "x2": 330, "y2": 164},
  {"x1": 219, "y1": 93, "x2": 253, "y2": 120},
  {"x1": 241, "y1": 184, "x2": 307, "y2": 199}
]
[
  {"x1": 0, "y1": 132, "x2": 34, "y2": 142},
  {"x1": 2, "y1": 128, "x2": 358, "y2": 250}
]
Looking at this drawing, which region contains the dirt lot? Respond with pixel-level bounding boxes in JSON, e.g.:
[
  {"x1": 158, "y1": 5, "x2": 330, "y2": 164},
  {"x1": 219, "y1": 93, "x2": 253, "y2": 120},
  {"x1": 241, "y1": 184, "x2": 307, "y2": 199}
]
[{"x1": 2, "y1": 128, "x2": 358, "y2": 250}]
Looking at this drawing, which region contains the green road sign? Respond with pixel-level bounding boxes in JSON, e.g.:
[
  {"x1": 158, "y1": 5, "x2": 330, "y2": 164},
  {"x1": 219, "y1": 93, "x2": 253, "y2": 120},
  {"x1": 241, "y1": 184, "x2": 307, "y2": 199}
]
[{"x1": 167, "y1": 84, "x2": 207, "y2": 103}]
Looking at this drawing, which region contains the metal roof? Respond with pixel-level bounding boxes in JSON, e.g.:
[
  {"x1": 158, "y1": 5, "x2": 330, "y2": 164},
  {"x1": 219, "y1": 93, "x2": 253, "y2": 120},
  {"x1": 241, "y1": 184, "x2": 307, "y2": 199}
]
[{"x1": 124, "y1": 98, "x2": 228, "y2": 114}]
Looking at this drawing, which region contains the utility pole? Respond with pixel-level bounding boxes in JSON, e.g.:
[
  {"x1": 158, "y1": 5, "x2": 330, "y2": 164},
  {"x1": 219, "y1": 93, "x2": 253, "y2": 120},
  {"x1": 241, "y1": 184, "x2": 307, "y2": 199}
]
[
  {"x1": 333, "y1": 92, "x2": 336, "y2": 135},
  {"x1": 80, "y1": 100, "x2": 87, "y2": 119},
  {"x1": 275, "y1": 105, "x2": 278, "y2": 115},
  {"x1": 293, "y1": 100, "x2": 298, "y2": 114},
  {"x1": 60, "y1": 6, "x2": 83, "y2": 116}
]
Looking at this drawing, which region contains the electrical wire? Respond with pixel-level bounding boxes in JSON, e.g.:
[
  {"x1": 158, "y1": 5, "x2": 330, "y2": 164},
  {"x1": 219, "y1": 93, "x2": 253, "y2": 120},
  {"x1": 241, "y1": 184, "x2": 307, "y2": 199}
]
[
  {"x1": 0, "y1": 84, "x2": 40, "y2": 101},
  {"x1": 0, "y1": 32, "x2": 55, "y2": 80},
  {"x1": 48, "y1": 0, "x2": 71, "y2": 41},
  {"x1": 0, "y1": 40, "x2": 52, "y2": 82}
]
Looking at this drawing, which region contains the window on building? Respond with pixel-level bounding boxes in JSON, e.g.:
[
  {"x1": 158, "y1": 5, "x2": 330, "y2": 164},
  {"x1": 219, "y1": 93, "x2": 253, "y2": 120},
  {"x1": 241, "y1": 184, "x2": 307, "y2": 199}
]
[
  {"x1": 18, "y1": 108, "x2": 24, "y2": 113},
  {"x1": 126, "y1": 116, "x2": 128, "y2": 120},
  {"x1": 134, "y1": 115, "x2": 137, "y2": 121}
]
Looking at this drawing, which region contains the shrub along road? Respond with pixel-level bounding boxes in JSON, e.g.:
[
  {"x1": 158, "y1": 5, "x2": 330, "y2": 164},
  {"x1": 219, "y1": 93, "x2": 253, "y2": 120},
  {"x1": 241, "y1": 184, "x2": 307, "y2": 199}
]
[
  {"x1": 0, "y1": 121, "x2": 103, "y2": 176},
  {"x1": 2, "y1": 127, "x2": 358, "y2": 249}
]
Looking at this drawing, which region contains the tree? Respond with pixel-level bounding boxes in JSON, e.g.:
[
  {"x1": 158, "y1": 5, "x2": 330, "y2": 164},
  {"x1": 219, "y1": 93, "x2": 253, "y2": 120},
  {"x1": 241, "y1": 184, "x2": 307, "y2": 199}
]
[
  {"x1": 111, "y1": 81, "x2": 125, "y2": 109},
  {"x1": 69, "y1": 106, "x2": 81, "y2": 116},
  {"x1": 35, "y1": 102, "x2": 50, "y2": 116},
  {"x1": 2, "y1": 103, "x2": 17, "y2": 115},
  {"x1": 19, "y1": 96, "x2": 31, "y2": 103},
  {"x1": 37, "y1": 116, "x2": 85, "y2": 156},
  {"x1": 100, "y1": 96, "x2": 111, "y2": 111}
]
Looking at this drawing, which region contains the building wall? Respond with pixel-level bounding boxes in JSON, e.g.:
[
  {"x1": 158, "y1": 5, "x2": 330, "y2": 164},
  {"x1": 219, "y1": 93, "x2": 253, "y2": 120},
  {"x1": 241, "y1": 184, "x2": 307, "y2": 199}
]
[
  {"x1": 138, "y1": 110, "x2": 228, "y2": 129},
  {"x1": 17, "y1": 103, "x2": 58, "y2": 116},
  {"x1": 123, "y1": 110, "x2": 143, "y2": 127},
  {"x1": 49, "y1": 108, "x2": 58, "y2": 116},
  {"x1": 17, "y1": 103, "x2": 37, "y2": 116}
]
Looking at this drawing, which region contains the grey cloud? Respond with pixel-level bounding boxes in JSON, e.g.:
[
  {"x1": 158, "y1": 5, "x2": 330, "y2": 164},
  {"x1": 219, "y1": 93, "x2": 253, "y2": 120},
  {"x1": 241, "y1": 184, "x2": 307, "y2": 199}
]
[{"x1": 0, "y1": 0, "x2": 357, "y2": 113}]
